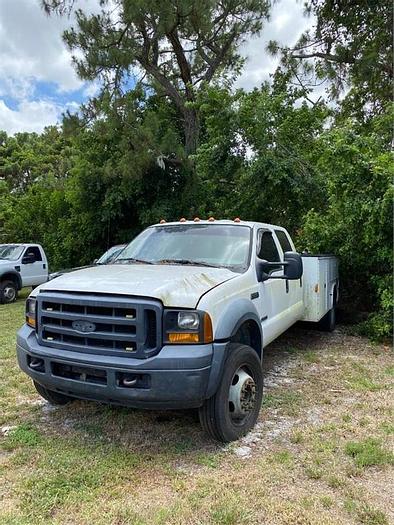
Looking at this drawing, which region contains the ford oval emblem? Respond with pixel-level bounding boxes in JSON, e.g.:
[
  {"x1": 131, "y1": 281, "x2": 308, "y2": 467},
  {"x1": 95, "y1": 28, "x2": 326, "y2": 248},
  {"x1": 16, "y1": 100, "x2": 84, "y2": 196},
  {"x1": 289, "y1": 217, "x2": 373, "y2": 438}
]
[{"x1": 72, "y1": 320, "x2": 96, "y2": 333}]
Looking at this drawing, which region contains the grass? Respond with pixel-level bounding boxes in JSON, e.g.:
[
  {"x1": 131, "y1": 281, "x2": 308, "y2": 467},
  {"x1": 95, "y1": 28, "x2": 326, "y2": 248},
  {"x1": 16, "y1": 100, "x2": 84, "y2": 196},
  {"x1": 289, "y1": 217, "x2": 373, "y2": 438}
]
[
  {"x1": 344, "y1": 438, "x2": 394, "y2": 469},
  {"x1": 0, "y1": 291, "x2": 393, "y2": 524}
]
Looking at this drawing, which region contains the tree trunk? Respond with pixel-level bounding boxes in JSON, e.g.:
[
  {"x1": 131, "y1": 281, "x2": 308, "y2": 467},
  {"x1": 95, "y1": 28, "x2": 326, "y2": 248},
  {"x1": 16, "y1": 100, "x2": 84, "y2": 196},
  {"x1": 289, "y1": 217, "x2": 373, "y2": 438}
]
[{"x1": 183, "y1": 107, "x2": 199, "y2": 156}]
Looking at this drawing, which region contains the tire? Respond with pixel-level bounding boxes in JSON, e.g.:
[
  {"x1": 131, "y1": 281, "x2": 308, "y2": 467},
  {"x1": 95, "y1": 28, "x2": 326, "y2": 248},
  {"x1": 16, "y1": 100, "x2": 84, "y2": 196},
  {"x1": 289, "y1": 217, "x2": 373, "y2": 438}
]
[
  {"x1": 318, "y1": 306, "x2": 336, "y2": 331},
  {"x1": 33, "y1": 381, "x2": 74, "y2": 405},
  {"x1": 199, "y1": 343, "x2": 263, "y2": 442},
  {"x1": 0, "y1": 280, "x2": 18, "y2": 304}
]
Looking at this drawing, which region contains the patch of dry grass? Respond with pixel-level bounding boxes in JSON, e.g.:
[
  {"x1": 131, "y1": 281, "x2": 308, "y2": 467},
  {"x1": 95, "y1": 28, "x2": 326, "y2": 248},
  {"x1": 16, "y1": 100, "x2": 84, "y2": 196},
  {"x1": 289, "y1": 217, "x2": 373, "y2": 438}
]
[{"x1": 0, "y1": 295, "x2": 393, "y2": 524}]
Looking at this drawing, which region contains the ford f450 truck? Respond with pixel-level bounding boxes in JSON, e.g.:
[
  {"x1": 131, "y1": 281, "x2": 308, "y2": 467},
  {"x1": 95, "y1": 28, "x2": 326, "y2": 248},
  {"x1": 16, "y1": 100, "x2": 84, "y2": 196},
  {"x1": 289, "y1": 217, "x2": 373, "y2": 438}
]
[
  {"x1": 0, "y1": 244, "x2": 48, "y2": 304},
  {"x1": 17, "y1": 220, "x2": 338, "y2": 442}
]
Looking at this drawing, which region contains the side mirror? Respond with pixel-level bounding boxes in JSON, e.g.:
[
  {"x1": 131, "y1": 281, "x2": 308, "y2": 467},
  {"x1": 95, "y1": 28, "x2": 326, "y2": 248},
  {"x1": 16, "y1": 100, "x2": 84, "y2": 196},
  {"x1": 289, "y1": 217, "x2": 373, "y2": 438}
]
[
  {"x1": 256, "y1": 252, "x2": 303, "y2": 282},
  {"x1": 93, "y1": 259, "x2": 98, "y2": 264},
  {"x1": 256, "y1": 259, "x2": 270, "y2": 282},
  {"x1": 283, "y1": 251, "x2": 303, "y2": 280},
  {"x1": 22, "y1": 254, "x2": 35, "y2": 264}
]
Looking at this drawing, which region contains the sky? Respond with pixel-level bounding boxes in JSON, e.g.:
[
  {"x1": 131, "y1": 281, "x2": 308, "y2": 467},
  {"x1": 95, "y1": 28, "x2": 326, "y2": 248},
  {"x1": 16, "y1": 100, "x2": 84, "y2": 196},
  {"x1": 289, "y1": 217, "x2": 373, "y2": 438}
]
[{"x1": 0, "y1": 0, "x2": 313, "y2": 135}]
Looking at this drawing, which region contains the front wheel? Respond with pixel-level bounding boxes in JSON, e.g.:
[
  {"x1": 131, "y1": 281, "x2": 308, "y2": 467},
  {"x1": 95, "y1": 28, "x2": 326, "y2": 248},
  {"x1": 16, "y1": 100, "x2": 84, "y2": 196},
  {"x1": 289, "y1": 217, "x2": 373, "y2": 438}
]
[
  {"x1": 199, "y1": 343, "x2": 263, "y2": 442},
  {"x1": 0, "y1": 280, "x2": 18, "y2": 304}
]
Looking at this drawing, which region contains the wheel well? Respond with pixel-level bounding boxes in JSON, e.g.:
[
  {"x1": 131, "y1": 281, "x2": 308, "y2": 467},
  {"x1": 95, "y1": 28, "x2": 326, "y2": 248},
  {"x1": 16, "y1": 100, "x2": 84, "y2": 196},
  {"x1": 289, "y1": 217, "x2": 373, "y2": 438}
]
[
  {"x1": 1, "y1": 273, "x2": 20, "y2": 290},
  {"x1": 231, "y1": 320, "x2": 262, "y2": 359}
]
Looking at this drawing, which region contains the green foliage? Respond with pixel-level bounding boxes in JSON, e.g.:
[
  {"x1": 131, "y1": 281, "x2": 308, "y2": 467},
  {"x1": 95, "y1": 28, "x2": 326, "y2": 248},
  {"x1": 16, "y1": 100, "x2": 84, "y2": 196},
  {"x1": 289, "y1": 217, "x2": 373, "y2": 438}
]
[
  {"x1": 273, "y1": 0, "x2": 393, "y2": 118},
  {"x1": 194, "y1": 80, "x2": 328, "y2": 233},
  {"x1": 300, "y1": 113, "x2": 393, "y2": 339}
]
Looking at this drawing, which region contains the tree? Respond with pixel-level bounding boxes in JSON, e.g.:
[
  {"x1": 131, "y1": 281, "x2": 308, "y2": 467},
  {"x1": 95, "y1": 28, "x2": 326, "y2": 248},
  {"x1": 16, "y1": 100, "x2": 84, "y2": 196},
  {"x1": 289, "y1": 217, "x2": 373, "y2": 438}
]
[
  {"x1": 43, "y1": 0, "x2": 271, "y2": 155},
  {"x1": 0, "y1": 127, "x2": 71, "y2": 193},
  {"x1": 194, "y1": 79, "x2": 328, "y2": 232},
  {"x1": 300, "y1": 117, "x2": 393, "y2": 339},
  {"x1": 269, "y1": 0, "x2": 393, "y2": 118}
]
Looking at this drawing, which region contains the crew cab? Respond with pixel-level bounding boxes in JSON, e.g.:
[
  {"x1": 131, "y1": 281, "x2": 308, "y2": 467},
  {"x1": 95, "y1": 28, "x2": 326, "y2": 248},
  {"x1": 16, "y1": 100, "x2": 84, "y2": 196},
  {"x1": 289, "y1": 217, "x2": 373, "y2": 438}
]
[
  {"x1": 16, "y1": 220, "x2": 338, "y2": 442},
  {"x1": 0, "y1": 244, "x2": 48, "y2": 304}
]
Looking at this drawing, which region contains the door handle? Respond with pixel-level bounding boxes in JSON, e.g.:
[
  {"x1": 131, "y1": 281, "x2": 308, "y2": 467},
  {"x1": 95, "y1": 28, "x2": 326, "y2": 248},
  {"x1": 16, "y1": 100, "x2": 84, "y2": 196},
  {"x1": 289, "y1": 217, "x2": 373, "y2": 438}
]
[{"x1": 43, "y1": 264, "x2": 46, "y2": 269}]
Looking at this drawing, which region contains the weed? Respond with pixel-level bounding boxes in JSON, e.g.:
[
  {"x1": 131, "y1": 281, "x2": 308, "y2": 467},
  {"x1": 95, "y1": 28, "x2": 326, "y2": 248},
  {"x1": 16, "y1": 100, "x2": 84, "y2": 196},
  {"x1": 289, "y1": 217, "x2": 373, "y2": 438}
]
[{"x1": 344, "y1": 438, "x2": 394, "y2": 468}]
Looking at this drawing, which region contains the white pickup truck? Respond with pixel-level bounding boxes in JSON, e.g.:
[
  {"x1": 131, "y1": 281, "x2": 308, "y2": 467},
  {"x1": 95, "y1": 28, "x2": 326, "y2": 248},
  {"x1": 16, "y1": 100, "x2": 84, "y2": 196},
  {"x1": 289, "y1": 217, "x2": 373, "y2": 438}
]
[
  {"x1": 17, "y1": 220, "x2": 338, "y2": 442},
  {"x1": 0, "y1": 244, "x2": 48, "y2": 303}
]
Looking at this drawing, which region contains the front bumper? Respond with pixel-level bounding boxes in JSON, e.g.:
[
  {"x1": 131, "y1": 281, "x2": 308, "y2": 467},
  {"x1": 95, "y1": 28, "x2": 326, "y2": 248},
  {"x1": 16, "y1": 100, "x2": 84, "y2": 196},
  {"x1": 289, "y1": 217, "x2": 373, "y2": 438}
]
[{"x1": 17, "y1": 325, "x2": 227, "y2": 409}]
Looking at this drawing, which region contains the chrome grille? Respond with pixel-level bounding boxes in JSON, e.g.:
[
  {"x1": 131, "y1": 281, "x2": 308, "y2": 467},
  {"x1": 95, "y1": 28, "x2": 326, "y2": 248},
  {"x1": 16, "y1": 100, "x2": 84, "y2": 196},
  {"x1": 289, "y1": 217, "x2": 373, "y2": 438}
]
[{"x1": 36, "y1": 292, "x2": 162, "y2": 358}]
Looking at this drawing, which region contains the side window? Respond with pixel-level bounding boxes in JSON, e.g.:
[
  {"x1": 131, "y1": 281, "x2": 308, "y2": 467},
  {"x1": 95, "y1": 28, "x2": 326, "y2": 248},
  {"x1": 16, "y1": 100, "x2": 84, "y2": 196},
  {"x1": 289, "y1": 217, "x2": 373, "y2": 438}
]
[
  {"x1": 25, "y1": 246, "x2": 42, "y2": 262},
  {"x1": 257, "y1": 231, "x2": 281, "y2": 272},
  {"x1": 275, "y1": 230, "x2": 293, "y2": 253}
]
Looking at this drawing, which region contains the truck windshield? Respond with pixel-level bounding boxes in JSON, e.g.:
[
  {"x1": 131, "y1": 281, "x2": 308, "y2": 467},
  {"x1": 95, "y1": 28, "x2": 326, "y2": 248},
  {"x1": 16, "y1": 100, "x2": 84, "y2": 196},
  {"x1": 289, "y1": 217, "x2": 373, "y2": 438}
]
[
  {"x1": 116, "y1": 225, "x2": 251, "y2": 271},
  {"x1": 96, "y1": 245, "x2": 125, "y2": 264},
  {"x1": 0, "y1": 245, "x2": 24, "y2": 261}
]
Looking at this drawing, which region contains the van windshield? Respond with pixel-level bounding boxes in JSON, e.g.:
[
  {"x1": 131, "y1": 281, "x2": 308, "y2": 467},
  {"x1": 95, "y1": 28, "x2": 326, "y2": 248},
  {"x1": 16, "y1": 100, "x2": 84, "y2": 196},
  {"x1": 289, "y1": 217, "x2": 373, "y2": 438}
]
[
  {"x1": 0, "y1": 245, "x2": 24, "y2": 261},
  {"x1": 116, "y1": 224, "x2": 251, "y2": 271}
]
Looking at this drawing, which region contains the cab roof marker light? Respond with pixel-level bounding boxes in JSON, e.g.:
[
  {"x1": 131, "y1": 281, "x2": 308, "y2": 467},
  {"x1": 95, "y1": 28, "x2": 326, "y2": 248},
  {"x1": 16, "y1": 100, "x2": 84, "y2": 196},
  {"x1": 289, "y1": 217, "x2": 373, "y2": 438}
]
[
  {"x1": 179, "y1": 217, "x2": 187, "y2": 222},
  {"x1": 194, "y1": 217, "x2": 200, "y2": 222},
  {"x1": 234, "y1": 217, "x2": 241, "y2": 223},
  {"x1": 160, "y1": 219, "x2": 166, "y2": 224},
  {"x1": 208, "y1": 217, "x2": 215, "y2": 222}
]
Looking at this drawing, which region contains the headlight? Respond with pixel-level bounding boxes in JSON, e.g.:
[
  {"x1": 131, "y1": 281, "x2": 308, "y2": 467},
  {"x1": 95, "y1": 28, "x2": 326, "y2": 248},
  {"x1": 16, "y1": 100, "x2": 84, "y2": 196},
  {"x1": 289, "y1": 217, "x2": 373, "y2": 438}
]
[
  {"x1": 164, "y1": 310, "x2": 213, "y2": 344},
  {"x1": 26, "y1": 298, "x2": 36, "y2": 328},
  {"x1": 177, "y1": 311, "x2": 200, "y2": 330}
]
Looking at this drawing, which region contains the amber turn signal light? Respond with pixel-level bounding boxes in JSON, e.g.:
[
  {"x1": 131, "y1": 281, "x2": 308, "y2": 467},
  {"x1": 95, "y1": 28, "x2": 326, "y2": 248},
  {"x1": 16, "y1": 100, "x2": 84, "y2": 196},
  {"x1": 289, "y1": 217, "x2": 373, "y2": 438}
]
[
  {"x1": 168, "y1": 332, "x2": 199, "y2": 343},
  {"x1": 26, "y1": 316, "x2": 36, "y2": 328},
  {"x1": 203, "y1": 312, "x2": 213, "y2": 343}
]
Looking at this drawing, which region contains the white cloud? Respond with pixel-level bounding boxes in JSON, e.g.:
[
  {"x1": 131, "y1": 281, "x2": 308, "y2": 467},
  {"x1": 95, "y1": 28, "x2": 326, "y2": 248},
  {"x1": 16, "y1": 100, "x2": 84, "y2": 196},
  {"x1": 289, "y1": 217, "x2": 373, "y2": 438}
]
[
  {"x1": 0, "y1": 0, "x2": 82, "y2": 93},
  {"x1": 0, "y1": 99, "x2": 61, "y2": 134},
  {"x1": 236, "y1": 0, "x2": 313, "y2": 91}
]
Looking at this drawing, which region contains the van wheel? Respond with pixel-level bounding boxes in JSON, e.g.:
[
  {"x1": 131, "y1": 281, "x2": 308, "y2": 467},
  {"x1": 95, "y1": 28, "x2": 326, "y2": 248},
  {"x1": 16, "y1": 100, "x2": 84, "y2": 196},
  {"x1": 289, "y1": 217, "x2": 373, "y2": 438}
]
[
  {"x1": 0, "y1": 280, "x2": 17, "y2": 304},
  {"x1": 199, "y1": 343, "x2": 263, "y2": 442},
  {"x1": 33, "y1": 381, "x2": 74, "y2": 405}
]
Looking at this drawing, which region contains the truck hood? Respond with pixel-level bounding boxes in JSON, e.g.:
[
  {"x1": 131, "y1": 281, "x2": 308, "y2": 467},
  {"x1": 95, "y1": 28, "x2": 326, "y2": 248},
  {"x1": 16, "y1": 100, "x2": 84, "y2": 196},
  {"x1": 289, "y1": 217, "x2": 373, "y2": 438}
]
[
  {"x1": 0, "y1": 259, "x2": 16, "y2": 266},
  {"x1": 37, "y1": 263, "x2": 237, "y2": 308}
]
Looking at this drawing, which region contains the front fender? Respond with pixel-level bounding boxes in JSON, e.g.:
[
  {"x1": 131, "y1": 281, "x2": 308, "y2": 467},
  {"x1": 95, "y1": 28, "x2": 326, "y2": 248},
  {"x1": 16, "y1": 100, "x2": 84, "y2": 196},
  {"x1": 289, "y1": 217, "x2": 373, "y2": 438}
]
[
  {"x1": 0, "y1": 270, "x2": 22, "y2": 290},
  {"x1": 205, "y1": 299, "x2": 263, "y2": 399},
  {"x1": 214, "y1": 298, "x2": 262, "y2": 342}
]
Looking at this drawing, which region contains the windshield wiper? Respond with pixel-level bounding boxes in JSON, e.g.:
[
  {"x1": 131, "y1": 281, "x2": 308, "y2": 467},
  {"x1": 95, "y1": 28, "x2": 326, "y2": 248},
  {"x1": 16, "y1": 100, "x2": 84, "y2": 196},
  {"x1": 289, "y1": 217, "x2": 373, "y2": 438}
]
[
  {"x1": 155, "y1": 259, "x2": 220, "y2": 268},
  {"x1": 115, "y1": 258, "x2": 154, "y2": 265}
]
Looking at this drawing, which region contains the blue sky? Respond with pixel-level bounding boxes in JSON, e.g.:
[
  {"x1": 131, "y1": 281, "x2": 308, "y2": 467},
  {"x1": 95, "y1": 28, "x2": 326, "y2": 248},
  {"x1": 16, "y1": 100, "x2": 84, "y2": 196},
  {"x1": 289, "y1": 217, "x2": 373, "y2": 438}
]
[{"x1": 0, "y1": 0, "x2": 312, "y2": 135}]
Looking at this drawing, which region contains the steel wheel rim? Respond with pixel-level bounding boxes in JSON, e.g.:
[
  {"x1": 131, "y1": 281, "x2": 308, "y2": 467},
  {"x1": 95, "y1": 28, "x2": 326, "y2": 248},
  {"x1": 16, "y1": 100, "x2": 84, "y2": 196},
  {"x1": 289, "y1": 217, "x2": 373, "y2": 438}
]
[
  {"x1": 228, "y1": 366, "x2": 256, "y2": 424},
  {"x1": 4, "y1": 286, "x2": 16, "y2": 301}
]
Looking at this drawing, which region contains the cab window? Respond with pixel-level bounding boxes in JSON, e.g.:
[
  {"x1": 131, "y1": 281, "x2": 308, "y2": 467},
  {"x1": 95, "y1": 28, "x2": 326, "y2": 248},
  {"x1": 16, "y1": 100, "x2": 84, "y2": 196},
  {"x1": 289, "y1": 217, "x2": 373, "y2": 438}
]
[
  {"x1": 257, "y1": 231, "x2": 281, "y2": 272},
  {"x1": 24, "y1": 246, "x2": 42, "y2": 262},
  {"x1": 275, "y1": 230, "x2": 292, "y2": 253}
]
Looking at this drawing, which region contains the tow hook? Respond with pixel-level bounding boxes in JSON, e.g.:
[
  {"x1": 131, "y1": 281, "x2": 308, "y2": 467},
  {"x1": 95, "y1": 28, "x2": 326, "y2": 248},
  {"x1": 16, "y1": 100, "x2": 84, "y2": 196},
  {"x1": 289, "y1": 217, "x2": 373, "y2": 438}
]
[
  {"x1": 29, "y1": 358, "x2": 45, "y2": 371},
  {"x1": 122, "y1": 377, "x2": 138, "y2": 387}
]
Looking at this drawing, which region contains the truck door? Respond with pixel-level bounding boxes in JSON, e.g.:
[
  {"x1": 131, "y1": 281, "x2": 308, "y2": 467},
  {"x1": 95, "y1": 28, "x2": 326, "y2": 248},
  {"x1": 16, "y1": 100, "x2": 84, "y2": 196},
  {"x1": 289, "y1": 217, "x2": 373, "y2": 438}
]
[
  {"x1": 256, "y1": 229, "x2": 290, "y2": 346},
  {"x1": 20, "y1": 246, "x2": 47, "y2": 286},
  {"x1": 274, "y1": 229, "x2": 304, "y2": 326}
]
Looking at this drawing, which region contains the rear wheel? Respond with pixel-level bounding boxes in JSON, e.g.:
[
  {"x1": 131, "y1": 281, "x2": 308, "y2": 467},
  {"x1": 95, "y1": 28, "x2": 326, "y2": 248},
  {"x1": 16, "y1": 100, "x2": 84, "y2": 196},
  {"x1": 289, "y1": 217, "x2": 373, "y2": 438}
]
[
  {"x1": 0, "y1": 280, "x2": 17, "y2": 304},
  {"x1": 199, "y1": 343, "x2": 263, "y2": 442},
  {"x1": 318, "y1": 305, "x2": 336, "y2": 331},
  {"x1": 318, "y1": 287, "x2": 337, "y2": 332},
  {"x1": 33, "y1": 381, "x2": 74, "y2": 405}
]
